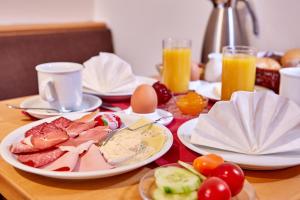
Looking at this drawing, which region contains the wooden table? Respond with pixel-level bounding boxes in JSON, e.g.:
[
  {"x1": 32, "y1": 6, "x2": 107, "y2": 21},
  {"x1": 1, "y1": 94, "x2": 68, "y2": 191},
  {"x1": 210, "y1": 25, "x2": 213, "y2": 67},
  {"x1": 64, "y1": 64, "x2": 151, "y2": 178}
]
[{"x1": 0, "y1": 97, "x2": 300, "y2": 200}]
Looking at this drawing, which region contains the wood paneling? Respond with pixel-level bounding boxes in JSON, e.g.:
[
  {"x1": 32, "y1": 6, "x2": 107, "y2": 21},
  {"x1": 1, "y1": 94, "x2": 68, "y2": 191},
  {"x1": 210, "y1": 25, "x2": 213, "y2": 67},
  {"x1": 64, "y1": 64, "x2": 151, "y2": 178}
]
[{"x1": 0, "y1": 22, "x2": 107, "y2": 36}]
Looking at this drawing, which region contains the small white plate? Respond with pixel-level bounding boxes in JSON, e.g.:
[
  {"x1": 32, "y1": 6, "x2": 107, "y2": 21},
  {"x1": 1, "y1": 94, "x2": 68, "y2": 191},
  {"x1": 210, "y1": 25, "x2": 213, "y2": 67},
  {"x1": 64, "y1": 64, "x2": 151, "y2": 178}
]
[
  {"x1": 178, "y1": 119, "x2": 300, "y2": 170},
  {"x1": 0, "y1": 112, "x2": 173, "y2": 179},
  {"x1": 121, "y1": 107, "x2": 174, "y2": 126},
  {"x1": 190, "y1": 81, "x2": 271, "y2": 101},
  {"x1": 83, "y1": 76, "x2": 157, "y2": 101},
  {"x1": 20, "y1": 94, "x2": 102, "y2": 119}
]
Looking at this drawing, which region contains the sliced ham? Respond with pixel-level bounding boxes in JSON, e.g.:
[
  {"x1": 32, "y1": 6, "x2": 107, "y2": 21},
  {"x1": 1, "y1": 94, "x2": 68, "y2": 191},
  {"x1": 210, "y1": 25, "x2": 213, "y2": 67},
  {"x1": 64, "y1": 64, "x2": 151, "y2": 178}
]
[
  {"x1": 18, "y1": 148, "x2": 65, "y2": 167},
  {"x1": 78, "y1": 126, "x2": 110, "y2": 143},
  {"x1": 31, "y1": 128, "x2": 69, "y2": 150},
  {"x1": 12, "y1": 114, "x2": 113, "y2": 171},
  {"x1": 43, "y1": 141, "x2": 94, "y2": 172},
  {"x1": 51, "y1": 117, "x2": 72, "y2": 129},
  {"x1": 57, "y1": 126, "x2": 110, "y2": 147},
  {"x1": 77, "y1": 144, "x2": 113, "y2": 171},
  {"x1": 56, "y1": 138, "x2": 83, "y2": 147},
  {"x1": 42, "y1": 149, "x2": 79, "y2": 171},
  {"x1": 22, "y1": 135, "x2": 33, "y2": 146},
  {"x1": 25, "y1": 122, "x2": 47, "y2": 137},
  {"x1": 41, "y1": 123, "x2": 60, "y2": 133},
  {"x1": 65, "y1": 121, "x2": 97, "y2": 137}
]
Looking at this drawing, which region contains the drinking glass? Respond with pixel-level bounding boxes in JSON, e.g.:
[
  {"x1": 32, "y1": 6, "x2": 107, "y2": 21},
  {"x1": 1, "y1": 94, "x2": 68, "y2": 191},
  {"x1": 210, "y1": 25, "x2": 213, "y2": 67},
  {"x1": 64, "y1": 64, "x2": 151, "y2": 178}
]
[
  {"x1": 221, "y1": 46, "x2": 256, "y2": 100},
  {"x1": 162, "y1": 38, "x2": 191, "y2": 93}
]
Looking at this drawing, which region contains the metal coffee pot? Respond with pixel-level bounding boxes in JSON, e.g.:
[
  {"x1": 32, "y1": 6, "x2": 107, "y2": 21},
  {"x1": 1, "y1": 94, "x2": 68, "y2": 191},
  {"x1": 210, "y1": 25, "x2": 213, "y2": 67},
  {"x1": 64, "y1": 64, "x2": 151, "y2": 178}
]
[{"x1": 201, "y1": 0, "x2": 259, "y2": 63}]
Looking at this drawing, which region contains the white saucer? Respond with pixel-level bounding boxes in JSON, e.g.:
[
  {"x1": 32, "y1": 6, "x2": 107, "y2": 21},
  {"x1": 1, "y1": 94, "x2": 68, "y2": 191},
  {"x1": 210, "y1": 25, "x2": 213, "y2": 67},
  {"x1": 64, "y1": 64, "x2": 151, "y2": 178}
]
[
  {"x1": 121, "y1": 107, "x2": 174, "y2": 126},
  {"x1": 20, "y1": 94, "x2": 102, "y2": 119},
  {"x1": 83, "y1": 76, "x2": 157, "y2": 101},
  {"x1": 190, "y1": 80, "x2": 271, "y2": 101},
  {"x1": 178, "y1": 118, "x2": 300, "y2": 170}
]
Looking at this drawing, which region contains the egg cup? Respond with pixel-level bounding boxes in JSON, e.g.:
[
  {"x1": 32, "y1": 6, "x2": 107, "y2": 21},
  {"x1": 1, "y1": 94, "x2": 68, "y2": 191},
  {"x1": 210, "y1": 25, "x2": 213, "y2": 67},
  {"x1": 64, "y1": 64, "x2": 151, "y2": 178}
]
[{"x1": 122, "y1": 107, "x2": 173, "y2": 126}]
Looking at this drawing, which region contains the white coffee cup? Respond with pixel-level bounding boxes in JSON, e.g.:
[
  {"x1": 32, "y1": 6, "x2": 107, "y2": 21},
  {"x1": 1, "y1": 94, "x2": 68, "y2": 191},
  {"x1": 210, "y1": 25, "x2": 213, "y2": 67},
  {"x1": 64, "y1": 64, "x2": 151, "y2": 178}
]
[
  {"x1": 279, "y1": 67, "x2": 300, "y2": 105},
  {"x1": 36, "y1": 62, "x2": 83, "y2": 111}
]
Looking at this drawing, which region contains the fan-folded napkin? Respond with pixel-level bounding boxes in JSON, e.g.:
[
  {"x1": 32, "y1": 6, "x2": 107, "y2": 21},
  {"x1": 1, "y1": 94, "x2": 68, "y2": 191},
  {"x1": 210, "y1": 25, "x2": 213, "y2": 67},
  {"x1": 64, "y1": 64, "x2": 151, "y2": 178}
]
[
  {"x1": 190, "y1": 91, "x2": 300, "y2": 155},
  {"x1": 83, "y1": 53, "x2": 138, "y2": 94}
]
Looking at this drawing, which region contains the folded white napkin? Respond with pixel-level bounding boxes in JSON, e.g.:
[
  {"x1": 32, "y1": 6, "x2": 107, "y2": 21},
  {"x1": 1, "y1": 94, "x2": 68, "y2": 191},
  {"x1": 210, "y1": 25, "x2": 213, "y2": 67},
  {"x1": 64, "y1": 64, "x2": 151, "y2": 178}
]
[
  {"x1": 190, "y1": 91, "x2": 300, "y2": 155},
  {"x1": 83, "y1": 53, "x2": 138, "y2": 94}
]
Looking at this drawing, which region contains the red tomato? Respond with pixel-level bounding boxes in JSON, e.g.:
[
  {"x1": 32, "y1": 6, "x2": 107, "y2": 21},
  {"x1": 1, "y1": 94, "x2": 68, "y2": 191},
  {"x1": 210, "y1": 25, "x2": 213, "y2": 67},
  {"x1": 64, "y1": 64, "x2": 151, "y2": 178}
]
[
  {"x1": 193, "y1": 154, "x2": 224, "y2": 176},
  {"x1": 211, "y1": 162, "x2": 245, "y2": 196},
  {"x1": 94, "y1": 116, "x2": 104, "y2": 126},
  {"x1": 198, "y1": 177, "x2": 231, "y2": 200}
]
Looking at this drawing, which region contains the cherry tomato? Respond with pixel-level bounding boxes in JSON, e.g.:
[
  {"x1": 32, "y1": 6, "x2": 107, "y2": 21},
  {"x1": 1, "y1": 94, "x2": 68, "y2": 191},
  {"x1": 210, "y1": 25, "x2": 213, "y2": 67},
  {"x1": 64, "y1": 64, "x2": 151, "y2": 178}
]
[
  {"x1": 211, "y1": 162, "x2": 245, "y2": 196},
  {"x1": 193, "y1": 154, "x2": 224, "y2": 176},
  {"x1": 198, "y1": 177, "x2": 231, "y2": 200}
]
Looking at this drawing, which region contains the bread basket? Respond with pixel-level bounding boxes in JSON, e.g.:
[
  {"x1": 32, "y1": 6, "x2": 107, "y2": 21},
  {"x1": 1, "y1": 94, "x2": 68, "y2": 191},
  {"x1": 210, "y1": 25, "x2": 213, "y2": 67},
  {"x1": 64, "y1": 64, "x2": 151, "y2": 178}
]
[
  {"x1": 255, "y1": 51, "x2": 282, "y2": 93},
  {"x1": 256, "y1": 68, "x2": 280, "y2": 93}
]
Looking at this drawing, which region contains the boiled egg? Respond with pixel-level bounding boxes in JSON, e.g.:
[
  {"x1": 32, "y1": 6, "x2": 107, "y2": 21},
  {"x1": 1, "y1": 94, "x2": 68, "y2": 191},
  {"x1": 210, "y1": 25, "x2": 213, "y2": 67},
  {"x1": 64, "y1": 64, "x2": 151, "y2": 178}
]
[{"x1": 130, "y1": 84, "x2": 158, "y2": 113}]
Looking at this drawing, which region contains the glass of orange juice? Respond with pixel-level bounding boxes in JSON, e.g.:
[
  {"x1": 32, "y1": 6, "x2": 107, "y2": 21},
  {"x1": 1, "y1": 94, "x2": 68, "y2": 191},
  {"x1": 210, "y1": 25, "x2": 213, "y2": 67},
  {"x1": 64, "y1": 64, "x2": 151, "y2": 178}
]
[
  {"x1": 162, "y1": 38, "x2": 191, "y2": 94},
  {"x1": 221, "y1": 46, "x2": 257, "y2": 100}
]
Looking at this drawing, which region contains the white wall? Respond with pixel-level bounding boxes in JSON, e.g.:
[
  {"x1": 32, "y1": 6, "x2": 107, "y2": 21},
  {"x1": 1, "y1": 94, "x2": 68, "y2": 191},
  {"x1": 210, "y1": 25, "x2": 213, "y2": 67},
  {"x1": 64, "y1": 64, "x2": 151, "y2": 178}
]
[
  {"x1": 94, "y1": 0, "x2": 211, "y2": 75},
  {"x1": 94, "y1": 0, "x2": 300, "y2": 76},
  {"x1": 251, "y1": 0, "x2": 300, "y2": 52},
  {"x1": 0, "y1": 0, "x2": 94, "y2": 24},
  {"x1": 0, "y1": 0, "x2": 299, "y2": 76}
]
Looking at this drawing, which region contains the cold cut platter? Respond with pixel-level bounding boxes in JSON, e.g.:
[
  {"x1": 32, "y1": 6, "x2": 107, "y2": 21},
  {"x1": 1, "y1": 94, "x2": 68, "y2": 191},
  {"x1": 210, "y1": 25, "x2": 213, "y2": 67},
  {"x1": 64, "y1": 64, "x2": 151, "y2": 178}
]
[{"x1": 0, "y1": 112, "x2": 173, "y2": 179}]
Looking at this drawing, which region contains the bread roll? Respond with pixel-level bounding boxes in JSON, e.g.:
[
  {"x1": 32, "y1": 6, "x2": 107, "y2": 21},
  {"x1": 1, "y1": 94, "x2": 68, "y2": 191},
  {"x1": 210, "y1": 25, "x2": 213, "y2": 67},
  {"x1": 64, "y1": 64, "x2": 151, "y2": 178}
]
[
  {"x1": 256, "y1": 57, "x2": 281, "y2": 70},
  {"x1": 281, "y1": 49, "x2": 300, "y2": 67}
]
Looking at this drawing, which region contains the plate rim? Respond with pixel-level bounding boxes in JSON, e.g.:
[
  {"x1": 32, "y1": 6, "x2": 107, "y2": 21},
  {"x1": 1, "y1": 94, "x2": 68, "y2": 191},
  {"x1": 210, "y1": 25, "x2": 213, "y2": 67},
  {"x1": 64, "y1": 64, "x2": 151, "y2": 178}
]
[
  {"x1": 193, "y1": 81, "x2": 271, "y2": 101},
  {"x1": 177, "y1": 118, "x2": 300, "y2": 170},
  {"x1": 20, "y1": 94, "x2": 102, "y2": 118},
  {"x1": 0, "y1": 112, "x2": 173, "y2": 179}
]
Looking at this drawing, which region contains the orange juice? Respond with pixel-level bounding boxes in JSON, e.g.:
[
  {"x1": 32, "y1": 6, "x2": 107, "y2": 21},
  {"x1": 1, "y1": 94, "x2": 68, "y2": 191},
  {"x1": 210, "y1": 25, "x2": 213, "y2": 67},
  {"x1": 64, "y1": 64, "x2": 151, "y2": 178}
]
[
  {"x1": 221, "y1": 54, "x2": 256, "y2": 100},
  {"x1": 163, "y1": 48, "x2": 191, "y2": 93}
]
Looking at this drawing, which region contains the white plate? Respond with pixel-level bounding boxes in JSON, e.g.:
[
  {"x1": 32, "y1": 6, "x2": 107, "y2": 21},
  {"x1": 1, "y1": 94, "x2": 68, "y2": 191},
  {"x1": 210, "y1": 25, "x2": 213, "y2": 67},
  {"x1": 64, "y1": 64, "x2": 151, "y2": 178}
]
[
  {"x1": 20, "y1": 94, "x2": 102, "y2": 119},
  {"x1": 190, "y1": 81, "x2": 271, "y2": 101},
  {"x1": 0, "y1": 112, "x2": 173, "y2": 179},
  {"x1": 83, "y1": 76, "x2": 157, "y2": 101},
  {"x1": 177, "y1": 119, "x2": 300, "y2": 170},
  {"x1": 121, "y1": 107, "x2": 174, "y2": 126}
]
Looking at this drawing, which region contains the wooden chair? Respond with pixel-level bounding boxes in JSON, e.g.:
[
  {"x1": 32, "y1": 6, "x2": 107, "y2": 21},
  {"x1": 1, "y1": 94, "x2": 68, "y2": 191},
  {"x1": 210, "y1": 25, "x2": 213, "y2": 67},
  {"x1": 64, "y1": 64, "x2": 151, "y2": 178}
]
[{"x1": 0, "y1": 22, "x2": 114, "y2": 100}]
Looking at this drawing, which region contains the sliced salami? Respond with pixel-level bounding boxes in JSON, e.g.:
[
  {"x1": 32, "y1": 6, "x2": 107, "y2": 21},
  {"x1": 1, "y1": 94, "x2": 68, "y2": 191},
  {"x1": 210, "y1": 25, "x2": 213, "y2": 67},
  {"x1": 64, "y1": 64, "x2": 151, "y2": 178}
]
[
  {"x1": 10, "y1": 141, "x2": 39, "y2": 154},
  {"x1": 31, "y1": 128, "x2": 69, "y2": 150},
  {"x1": 17, "y1": 148, "x2": 65, "y2": 167},
  {"x1": 51, "y1": 117, "x2": 72, "y2": 129},
  {"x1": 24, "y1": 122, "x2": 48, "y2": 137}
]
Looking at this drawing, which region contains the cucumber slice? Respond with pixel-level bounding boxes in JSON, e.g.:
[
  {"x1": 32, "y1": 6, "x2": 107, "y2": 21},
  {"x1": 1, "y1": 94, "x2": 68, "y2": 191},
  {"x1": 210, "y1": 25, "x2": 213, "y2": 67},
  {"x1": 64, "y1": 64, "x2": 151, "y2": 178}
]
[
  {"x1": 154, "y1": 166, "x2": 200, "y2": 194},
  {"x1": 153, "y1": 188, "x2": 197, "y2": 200},
  {"x1": 177, "y1": 161, "x2": 206, "y2": 181}
]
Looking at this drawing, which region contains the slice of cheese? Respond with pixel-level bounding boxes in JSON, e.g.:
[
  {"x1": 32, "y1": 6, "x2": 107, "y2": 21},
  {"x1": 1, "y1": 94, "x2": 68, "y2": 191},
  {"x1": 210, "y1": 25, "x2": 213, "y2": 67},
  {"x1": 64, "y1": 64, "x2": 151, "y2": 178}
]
[{"x1": 143, "y1": 133, "x2": 165, "y2": 153}]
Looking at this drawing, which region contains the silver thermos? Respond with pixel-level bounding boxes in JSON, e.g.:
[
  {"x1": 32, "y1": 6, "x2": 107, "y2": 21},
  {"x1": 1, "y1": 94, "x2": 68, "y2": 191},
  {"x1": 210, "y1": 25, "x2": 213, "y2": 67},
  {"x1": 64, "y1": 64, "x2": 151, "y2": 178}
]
[{"x1": 201, "y1": 0, "x2": 259, "y2": 63}]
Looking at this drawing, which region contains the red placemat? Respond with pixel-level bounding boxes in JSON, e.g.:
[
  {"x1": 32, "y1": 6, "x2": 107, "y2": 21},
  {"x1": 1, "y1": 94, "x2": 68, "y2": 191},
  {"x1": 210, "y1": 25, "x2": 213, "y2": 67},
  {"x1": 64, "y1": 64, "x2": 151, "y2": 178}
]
[{"x1": 155, "y1": 117, "x2": 200, "y2": 165}]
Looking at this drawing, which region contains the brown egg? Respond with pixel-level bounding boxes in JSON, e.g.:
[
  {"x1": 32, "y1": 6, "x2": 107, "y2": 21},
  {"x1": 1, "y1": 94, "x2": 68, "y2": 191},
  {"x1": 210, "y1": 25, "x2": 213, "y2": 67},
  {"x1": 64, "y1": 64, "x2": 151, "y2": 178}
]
[{"x1": 131, "y1": 84, "x2": 158, "y2": 113}]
